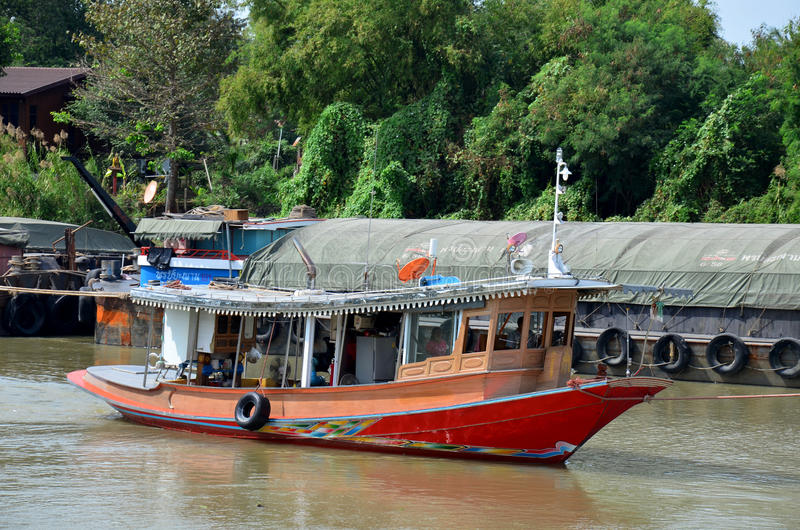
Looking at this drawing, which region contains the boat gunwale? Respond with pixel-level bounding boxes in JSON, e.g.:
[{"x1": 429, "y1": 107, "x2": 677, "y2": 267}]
[{"x1": 72, "y1": 366, "x2": 671, "y2": 423}]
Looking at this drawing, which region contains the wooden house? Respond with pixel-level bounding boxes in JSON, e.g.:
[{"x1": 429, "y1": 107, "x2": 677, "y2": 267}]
[{"x1": 0, "y1": 67, "x2": 87, "y2": 149}]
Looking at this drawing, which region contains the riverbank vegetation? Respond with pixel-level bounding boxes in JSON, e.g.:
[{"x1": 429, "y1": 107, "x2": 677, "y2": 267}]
[{"x1": 2, "y1": 0, "x2": 800, "y2": 225}]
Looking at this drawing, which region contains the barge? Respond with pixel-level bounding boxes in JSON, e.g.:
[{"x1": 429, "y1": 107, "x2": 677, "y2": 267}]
[{"x1": 237, "y1": 220, "x2": 800, "y2": 388}]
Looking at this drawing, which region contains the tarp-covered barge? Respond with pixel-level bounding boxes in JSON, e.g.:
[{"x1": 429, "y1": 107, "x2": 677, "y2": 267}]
[
  {"x1": 0, "y1": 217, "x2": 137, "y2": 337},
  {"x1": 239, "y1": 219, "x2": 800, "y2": 387}
]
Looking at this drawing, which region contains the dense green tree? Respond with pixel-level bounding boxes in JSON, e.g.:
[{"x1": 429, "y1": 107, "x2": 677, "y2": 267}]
[
  {"x1": 216, "y1": 0, "x2": 800, "y2": 223},
  {"x1": 65, "y1": 0, "x2": 243, "y2": 212},
  {"x1": 634, "y1": 74, "x2": 783, "y2": 222},
  {"x1": 447, "y1": 0, "x2": 739, "y2": 220},
  {"x1": 0, "y1": 1, "x2": 93, "y2": 66},
  {"x1": 523, "y1": 0, "x2": 731, "y2": 216},
  {"x1": 0, "y1": 16, "x2": 20, "y2": 68},
  {"x1": 220, "y1": 0, "x2": 472, "y2": 135},
  {"x1": 279, "y1": 102, "x2": 367, "y2": 216},
  {"x1": 711, "y1": 19, "x2": 800, "y2": 223}
]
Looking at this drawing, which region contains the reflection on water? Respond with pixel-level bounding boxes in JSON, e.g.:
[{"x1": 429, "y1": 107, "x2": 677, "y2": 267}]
[{"x1": 1, "y1": 337, "x2": 798, "y2": 529}]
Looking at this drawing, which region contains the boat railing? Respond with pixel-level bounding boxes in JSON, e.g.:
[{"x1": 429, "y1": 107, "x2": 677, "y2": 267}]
[{"x1": 140, "y1": 246, "x2": 244, "y2": 261}]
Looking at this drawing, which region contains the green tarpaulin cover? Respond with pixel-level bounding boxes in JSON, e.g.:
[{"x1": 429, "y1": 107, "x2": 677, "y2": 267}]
[
  {"x1": 134, "y1": 218, "x2": 222, "y2": 241},
  {"x1": 0, "y1": 227, "x2": 29, "y2": 248},
  {"x1": 240, "y1": 219, "x2": 800, "y2": 310},
  {"x1": 0, "y1": 217, "x2": 135, "y2": 253}
]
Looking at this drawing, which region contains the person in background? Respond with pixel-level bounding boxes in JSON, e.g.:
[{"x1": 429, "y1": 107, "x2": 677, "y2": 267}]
[
  {"x1": 425, "y1": 327, "x2": 449, "y2": 356},
  {"x1": 505, "y1": 317, "x2": 524, "y2": 349}
]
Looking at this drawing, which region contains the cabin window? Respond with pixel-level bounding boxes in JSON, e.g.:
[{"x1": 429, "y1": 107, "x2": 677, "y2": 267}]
[
  {"x1": 464, "y1": 314, "x2": 490, "y2": 353},
  {"x1": 528, "y1": 311, "x2": 546, "y2": 348},
  {"x1": 550, "y1": 311, "x2": 572, "y2": 346},
  {"x1": 217, "y1": 315, "x2": 229, "y2": 334},
  {"x1": 495, "y1": 312, "x2": 524, "y2": 350},
  {"x1": 406, "y1": 311, "x2": 456, "y2": 362}
]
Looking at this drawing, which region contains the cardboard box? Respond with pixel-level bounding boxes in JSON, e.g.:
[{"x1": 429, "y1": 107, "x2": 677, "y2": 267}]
[{"x1": 224, "y1": 209, "x2": 249, "y2": 221}]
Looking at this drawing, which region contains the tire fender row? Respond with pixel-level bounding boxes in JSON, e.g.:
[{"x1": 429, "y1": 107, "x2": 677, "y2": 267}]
[{"x1": 572, "y1": 331, "x2": 800, "y2": 379}]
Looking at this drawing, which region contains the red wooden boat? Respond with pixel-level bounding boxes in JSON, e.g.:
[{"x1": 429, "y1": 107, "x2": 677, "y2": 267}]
[
  {"x1": 69, "y1": 362, "x2": 668, "y2": 463},
  {"x1": 68, "y1": 154, "x2": 672, "y2": 464}
]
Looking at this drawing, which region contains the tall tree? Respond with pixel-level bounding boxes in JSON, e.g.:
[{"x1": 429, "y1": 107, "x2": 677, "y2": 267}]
[
  {"x1": 219, "y1": 0, "x2": 472, "y2": 136},
  {"x1": 67, "y1": 0, "x2": 242, "y2": 212},
  {"x1": 0, "y1": 16, "x2": 20, "y2": 69},
  {"x1": 0, "y1": 1, "x2": 93, "y2": 66},
  {"x1": 523, "y1": 0, "x2": 728, "y2": 216}
]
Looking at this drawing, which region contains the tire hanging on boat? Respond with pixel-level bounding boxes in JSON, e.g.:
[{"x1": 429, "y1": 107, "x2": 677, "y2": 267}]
[
  {"x1": 768, "y1": 338, "x2": 800, "y2": 379},
  {"x1": 47, "y1": 295, "x2": 79, "y2": 335},
  {"x1": 235, "y1": 392, "x2": 271, "y2": 431},
  {"x1": 78, "y1": 286, "x2": 96, "y2": 324},
  {"x1": 705, "y1": 333, "x2": 749, "y2": 375},
  {"x1": 4, "y1": 294, "x2": 46, "y2": 336},
  {"x1": 596, "y1": 327, "x2": 629, "y2": 366},
  {"x1": 652, "y1": 334, "x2": 692, "y2": 374}
]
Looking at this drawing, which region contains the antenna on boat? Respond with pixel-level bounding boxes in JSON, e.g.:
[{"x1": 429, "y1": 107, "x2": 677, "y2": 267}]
[{"x1": 549, "y1": 148, "x2": 572, "y2": 278}]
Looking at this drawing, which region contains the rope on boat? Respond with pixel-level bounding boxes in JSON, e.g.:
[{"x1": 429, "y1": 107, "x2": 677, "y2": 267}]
[
  {"x1": 744, "y1": 364, "x2": 785, "y2": 372},
  {"x1": 687, "y1": 362, "x2": 726, "y2": 371},
  {"x1": 570, "y1": 382, "x2": 800, "y2": 402},
  {"x1": 0, "y1": 285, "x2": 130, "y2": 298},
  {"x1": 644, "y1": 393, "x2": 800, "y2": 402}
]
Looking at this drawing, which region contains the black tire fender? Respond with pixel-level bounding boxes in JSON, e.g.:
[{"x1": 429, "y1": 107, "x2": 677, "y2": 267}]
[
  {"x1": 653, "y1": 333, "x2": 692, "y2": 374},
  {"x1": 47, "y1": 294, "x2": 79, "y2": 335},
  {"x1": 78, "y1": 286, "x2": 96, "y2": 324},
  {"x1": 597, "y1": 327, "x2": 629, "y2": 366},
  {"x1": 705, "y1": 333, "x2": 749, "y2": 375},
  {"x1": 235, "y1": 392, "x2": 271, "y2": 431},
  {"x1": 768, "y1": 338, "x2": 800, "y2": 379},
  {"x1": 5, "y1": 294, "x2": 46, "y2": 336}
]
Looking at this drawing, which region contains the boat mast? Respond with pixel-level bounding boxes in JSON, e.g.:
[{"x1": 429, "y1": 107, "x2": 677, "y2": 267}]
[{"x1": 549, "y1": 148, "x2": 572, "y2": 278}]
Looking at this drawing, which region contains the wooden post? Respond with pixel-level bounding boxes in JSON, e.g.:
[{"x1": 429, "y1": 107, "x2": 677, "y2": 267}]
[{"x1": 65, "y1": 228, "x2": 76, "y2": 271}]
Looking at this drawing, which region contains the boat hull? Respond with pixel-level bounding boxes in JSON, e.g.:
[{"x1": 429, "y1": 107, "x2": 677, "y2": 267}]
[{"x1": 68, "y1": 368, "x2": 669, "y2": 464}]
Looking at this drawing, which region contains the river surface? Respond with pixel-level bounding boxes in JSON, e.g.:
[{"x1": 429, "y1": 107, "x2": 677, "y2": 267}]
[{"x1": 1, "y1": 336, "x2": 798, "y2": 529}]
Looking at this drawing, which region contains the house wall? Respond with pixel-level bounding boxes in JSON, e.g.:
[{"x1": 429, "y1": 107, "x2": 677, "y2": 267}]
[
  {"x1": 0, "y1": 244, "x2": 22, "y2": 274},
  {"x1": 0, "y1": 86, "x2": 85, "y2": 150}
]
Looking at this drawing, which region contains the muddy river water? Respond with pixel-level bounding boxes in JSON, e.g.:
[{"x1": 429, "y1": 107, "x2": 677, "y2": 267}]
[{"x1": 1, "y1": 336, "x2": 798, "y2": 529}]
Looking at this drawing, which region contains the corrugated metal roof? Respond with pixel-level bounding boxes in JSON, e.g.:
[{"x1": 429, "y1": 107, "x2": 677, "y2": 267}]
[
  {"x1": 131, "y1": 277, "x2": 616, "y2": 317},
  {"x1": 0, "y1": 67, "x2": 88, "y2": 96},
  {"x1": 134, "y1": 218, "x2": 223, "y2": 241}
]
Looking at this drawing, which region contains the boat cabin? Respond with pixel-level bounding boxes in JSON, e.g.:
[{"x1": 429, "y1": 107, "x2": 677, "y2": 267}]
[{"x1": 142, "y1": 278, "x2": 584, "y2": 393}]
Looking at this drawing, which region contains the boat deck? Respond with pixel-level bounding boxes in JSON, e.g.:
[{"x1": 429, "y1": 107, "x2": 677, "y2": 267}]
[{"x1": 87, "y1": 364, "x2": 175, "y2": 390}]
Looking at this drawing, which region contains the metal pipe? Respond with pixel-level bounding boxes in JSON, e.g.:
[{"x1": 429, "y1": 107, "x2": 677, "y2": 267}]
[
  {"x1": 232, "y1": 316, "x2": 244, "y2": 388},
  {"x1": 332, "y1": 314, "x2": 346, "y2": 386},
  {"x1": 281, "y1": 317, "x2": 294, "y2": 388},
  {"x1": 142, "y1": 307, "x2": 154, "y2": 388},
  {"x1": 301, "y1": 316, "x2": 315, "y2": 387},
  {"x1": 292, "y1": 237, "x2": 317, "y2": 289},
  {"x1": 226, "y1": 222, "x2": 233, "y2": 279},
  {"x1": 293, "y1": 318, "x2": 302, "y2": 386}
]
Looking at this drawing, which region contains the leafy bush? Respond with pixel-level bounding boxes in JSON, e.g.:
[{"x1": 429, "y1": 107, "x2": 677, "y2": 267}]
[
  {"x1": 636, "y1": 74, "x2": 783, "y2": 221},
  {"x1": 374, "y1": 81, "x2": 455, "y2": 217},
  {"x1": 0, "y1": 128, "x2": 115, "y2": 229},
  {"x1": 279, "y1": 102, "x2": 367, "y2": 216}
]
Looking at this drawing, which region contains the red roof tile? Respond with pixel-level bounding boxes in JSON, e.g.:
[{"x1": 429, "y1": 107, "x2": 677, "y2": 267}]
[{"x1": 0, "y1": 67, "x2": 89, "y2": 96}]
